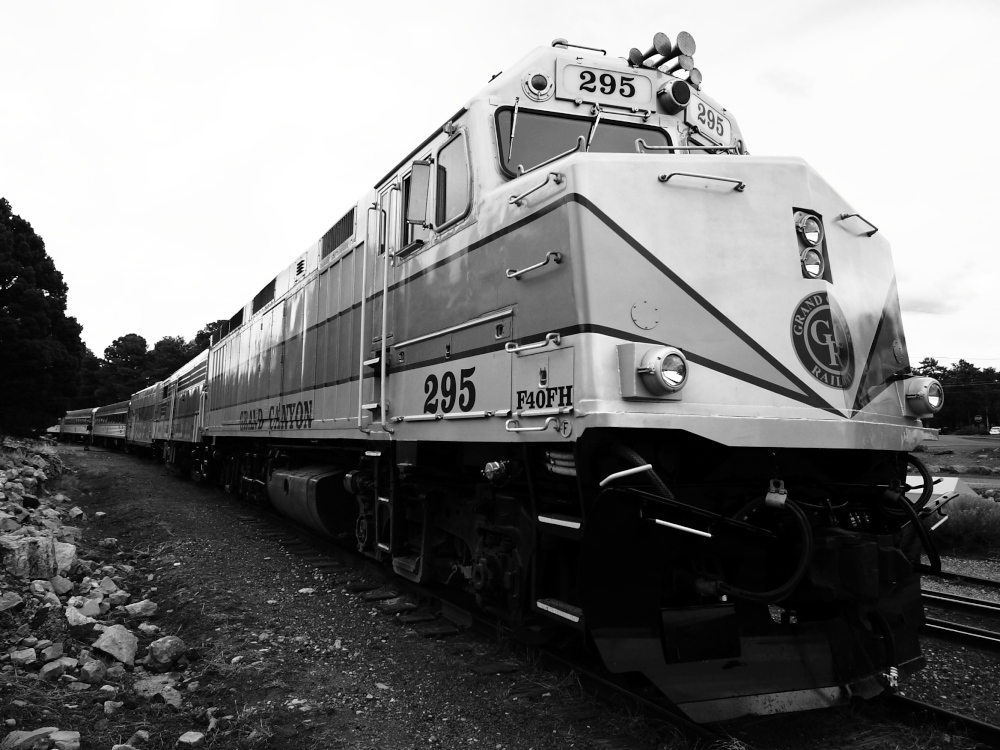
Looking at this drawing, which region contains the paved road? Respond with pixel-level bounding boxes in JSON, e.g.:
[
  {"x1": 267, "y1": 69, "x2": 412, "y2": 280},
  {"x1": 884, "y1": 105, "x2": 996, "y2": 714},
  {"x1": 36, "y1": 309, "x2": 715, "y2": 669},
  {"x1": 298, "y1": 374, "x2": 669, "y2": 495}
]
[
  {"x1": 923, "y1": 433, "x2": 1000, "y2": 491},
  {"x1": 933, "y1": 433, "x2": 1000, "y2": 448}
]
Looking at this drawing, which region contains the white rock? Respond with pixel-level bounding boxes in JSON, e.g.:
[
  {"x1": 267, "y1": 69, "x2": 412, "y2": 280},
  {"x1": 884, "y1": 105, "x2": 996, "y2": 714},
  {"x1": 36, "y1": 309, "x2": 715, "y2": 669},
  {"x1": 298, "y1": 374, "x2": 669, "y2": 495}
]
[
  {"x1": 54, "y1": 541, "x2": 77, "y2": 575},
  {"x1": 0, "y1": 727, "x2": 58, "y2": 750},
  {"x1": 92, "y1": 624, "x2": 139, "y2": 665},
  {"x1": 146, "y1": 635, "x2": 186, "y2": 672},
  {"x1": 134, "y1": 674, "x2": 182, "y2": 708},
  {"x1": 0, "y1": 534, "x2": 57, "y2": 578},
  {"x1": 51, "y1": 728, "x2": 81, "y2": 750},
  {"x1": 0, "y1": 591, "x2": 24, "y2": 613},
  {"x1": 76, "y1": 598, "x2": 101, "y2": 618},
  {"x1": 10, "y1": 648, "x2": 36, "y2": 667},
  {"x1": 177, "y1": 732, "x2": 205, "y2": 747},
  {"x1": 125, "y1": 599, "x2": 157, "y2": 618},
  {"x1": 49, "y1": 575, "x2": 73, "y2": 595},
  {"x1": 38, "y1": 660, "x2": 64, "y2": 681},
  {"x1": 80, "y1": 660, "x2": 107, "y2": 684}
]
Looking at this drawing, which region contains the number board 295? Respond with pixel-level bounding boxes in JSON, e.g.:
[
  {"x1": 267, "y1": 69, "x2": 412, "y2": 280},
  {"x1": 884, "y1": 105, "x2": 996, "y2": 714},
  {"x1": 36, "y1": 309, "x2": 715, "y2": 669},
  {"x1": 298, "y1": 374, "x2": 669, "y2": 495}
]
[
  {"x1": 556, "y1": 60, "x2": 652, "y2": 108},
  {"x1": 685, "y1": 95, "x2": 732, "y2": 146}
]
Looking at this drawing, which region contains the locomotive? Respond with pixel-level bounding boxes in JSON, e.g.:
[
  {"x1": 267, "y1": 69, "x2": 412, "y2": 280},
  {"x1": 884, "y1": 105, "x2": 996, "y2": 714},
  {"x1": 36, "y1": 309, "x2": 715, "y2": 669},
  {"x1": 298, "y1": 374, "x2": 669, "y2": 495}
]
[{"x1": 74, "y1": 32, "x2": 947, "y2": 722}]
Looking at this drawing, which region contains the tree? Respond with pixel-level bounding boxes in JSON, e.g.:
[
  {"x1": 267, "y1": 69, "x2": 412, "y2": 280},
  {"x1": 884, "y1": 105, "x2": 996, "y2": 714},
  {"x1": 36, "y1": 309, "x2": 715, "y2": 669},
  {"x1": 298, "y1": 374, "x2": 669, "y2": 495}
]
[
  {"x1": 0, "y1": 198, "x2": 85, "y2": 435},
  {"x1": 72, "y1": 347, "x2": 104, "y2": 409},
  {"x1": 913, "y1": 357, "x2": 947, "y2": 381},
  {"x1": 189, "y1": 319, "x2": 227, "y2": 356},
  {"x1": 96, "y1": 333, "x2": 149, "y2": 404},
  {"x1": 146, "y1": 335, "x2": 191, "y2": 383}
]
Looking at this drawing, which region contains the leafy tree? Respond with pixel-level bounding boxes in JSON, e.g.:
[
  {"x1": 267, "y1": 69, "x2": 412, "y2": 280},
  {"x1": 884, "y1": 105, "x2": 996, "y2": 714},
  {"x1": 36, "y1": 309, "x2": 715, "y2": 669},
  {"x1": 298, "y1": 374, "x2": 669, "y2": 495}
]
[
  {"x1": 96, "y1": 333, "x2": 149, "y2": 403},
  {"x1": 72, "y1": 347, "x2": 104, "y2": 409},
  {"x1": 913, "y1": 357, "x2": 947, "y2": 381},
  {"x1": 0, "y1": 197, "x2": 84, "y2": 435},
  {"x1": 189, "y1": 320, "x2": 226, "y2": 356},
  {"x1": 147, "y1": 335, "x2": 191, "y2": 383}
]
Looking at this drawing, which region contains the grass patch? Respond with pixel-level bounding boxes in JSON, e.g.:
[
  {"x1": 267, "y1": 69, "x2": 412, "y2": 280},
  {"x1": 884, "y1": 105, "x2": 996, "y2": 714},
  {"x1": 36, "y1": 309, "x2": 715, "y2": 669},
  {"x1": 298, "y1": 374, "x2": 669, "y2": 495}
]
[{"x1": 931, "y1": 494, "x2": 1000, "y2": 555}]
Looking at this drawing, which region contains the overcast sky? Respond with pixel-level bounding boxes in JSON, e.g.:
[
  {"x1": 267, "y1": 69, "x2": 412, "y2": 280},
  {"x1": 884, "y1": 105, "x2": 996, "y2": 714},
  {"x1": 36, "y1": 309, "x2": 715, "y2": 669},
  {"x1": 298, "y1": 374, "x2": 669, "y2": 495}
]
[{"x1": 3, "y1": 0, "x2": 998, "y2": 369}]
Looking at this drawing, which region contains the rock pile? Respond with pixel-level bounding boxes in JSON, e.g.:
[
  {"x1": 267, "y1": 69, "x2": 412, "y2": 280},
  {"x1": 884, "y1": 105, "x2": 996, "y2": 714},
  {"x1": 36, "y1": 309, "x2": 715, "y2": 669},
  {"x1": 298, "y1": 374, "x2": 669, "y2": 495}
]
[{"x1": 0, "y1": 442, "x2": 202, "y2": 750}]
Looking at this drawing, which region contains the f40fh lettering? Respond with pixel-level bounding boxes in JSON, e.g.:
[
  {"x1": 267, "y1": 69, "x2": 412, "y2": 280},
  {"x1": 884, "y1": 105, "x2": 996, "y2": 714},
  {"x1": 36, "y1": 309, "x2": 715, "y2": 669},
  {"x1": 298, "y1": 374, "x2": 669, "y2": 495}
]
[{"x1": 516, "y1": 385, "x2": 573, "y2": 410}]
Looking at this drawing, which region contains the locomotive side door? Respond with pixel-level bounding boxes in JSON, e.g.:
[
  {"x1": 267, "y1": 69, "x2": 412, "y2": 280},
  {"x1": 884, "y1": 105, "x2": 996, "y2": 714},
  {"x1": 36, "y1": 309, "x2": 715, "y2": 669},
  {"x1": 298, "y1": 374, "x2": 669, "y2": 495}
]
[{"x1": 361, "y1": 185, "x2": 398, "y2": 432}]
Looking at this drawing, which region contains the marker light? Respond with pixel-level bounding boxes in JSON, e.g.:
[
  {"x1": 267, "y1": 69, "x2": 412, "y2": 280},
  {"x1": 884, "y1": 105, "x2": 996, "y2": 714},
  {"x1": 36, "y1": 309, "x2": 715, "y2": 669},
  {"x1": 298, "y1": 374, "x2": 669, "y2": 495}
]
[
  {"x1": 638, "y1": 346, "x2": 688, "y2": 395},
  {"x1": 905, "y1": 377, "x2": 945, "y2": 418},
  {"x1": 795, "y1": 213, "x2": 824, "y2": 246}
]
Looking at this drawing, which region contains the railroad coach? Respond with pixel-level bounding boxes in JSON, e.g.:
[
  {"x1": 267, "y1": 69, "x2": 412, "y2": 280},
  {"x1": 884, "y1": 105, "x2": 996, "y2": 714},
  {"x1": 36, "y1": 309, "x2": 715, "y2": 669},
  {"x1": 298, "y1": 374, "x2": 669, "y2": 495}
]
[
  {"x1": 59, "y1": 407, "x2": 95, "y2": 442},
  {"x1": 93, "y1": 400, "x2": 129, "y2": 448}
]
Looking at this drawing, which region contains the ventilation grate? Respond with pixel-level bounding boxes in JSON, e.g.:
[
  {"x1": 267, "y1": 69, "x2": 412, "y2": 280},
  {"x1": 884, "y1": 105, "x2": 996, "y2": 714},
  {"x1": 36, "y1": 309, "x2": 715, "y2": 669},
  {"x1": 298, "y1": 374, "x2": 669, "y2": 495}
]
[
  {"x1": 321, "y1": 208, "x2": 355, "y2": 259},
  {"x1": 252, "y1": 278, "x2": 276, "y2": 314}
]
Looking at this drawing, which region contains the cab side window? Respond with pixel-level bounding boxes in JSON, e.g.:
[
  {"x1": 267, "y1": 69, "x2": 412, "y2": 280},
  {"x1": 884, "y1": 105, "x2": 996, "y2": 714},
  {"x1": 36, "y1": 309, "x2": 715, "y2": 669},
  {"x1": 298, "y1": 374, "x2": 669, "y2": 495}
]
[
  {"x1": 402, "y1": 171, "x2": 431, "y2": 247},
  {"x1": 435, "y1": 132, "x2": 470, "y2": 227}
]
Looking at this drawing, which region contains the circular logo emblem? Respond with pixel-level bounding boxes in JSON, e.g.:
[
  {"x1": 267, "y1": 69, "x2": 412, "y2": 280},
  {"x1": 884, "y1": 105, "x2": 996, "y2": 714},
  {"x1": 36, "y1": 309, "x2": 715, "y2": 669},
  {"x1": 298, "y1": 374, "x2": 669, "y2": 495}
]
[{"x1": 791, "y1": 292, "x2": 855, "y2": 389}]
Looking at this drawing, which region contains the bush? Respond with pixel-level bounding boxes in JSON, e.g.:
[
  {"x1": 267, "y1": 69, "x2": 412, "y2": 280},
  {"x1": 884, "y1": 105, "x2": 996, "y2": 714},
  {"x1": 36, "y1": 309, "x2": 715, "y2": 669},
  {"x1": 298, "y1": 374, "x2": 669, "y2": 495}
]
[
  {"x1": 931, "y1": 494, "x2": 1000, "y2": 555},
  {"x1": 954, "y1": 425, "x2": 984, "y2": 436}
]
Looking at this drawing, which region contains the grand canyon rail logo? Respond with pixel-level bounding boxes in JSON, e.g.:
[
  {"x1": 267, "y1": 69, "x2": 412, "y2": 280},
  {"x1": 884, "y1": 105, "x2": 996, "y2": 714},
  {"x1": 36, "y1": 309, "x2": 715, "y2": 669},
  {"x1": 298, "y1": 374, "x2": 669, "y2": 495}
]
[{"x1": 791, "y1": 292, "x2": 855, "y2": 389}]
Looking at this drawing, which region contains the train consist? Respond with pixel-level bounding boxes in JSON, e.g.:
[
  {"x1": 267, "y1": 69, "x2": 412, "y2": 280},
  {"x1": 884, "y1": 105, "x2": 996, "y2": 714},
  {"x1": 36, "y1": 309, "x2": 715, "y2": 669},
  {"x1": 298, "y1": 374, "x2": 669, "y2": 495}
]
[{"x1": 61, "y1": 33, "x2": 947, "y2": 722}]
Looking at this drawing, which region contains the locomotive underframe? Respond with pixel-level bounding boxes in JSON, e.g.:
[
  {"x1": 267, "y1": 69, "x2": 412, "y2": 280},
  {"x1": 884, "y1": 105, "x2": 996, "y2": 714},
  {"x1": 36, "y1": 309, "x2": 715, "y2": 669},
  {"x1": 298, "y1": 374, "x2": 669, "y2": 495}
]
[{"x1": 177, "y1": 426, "x2": 925, "y2": 722}]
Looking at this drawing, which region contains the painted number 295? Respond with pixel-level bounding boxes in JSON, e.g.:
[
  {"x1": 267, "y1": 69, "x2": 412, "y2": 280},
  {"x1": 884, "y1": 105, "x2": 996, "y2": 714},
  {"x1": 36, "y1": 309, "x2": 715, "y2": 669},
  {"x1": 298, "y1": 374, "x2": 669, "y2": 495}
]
[
  {"x1": 579, "y1": 71, "x2": 636, "y2": 97},
  {"x1": 695, "y1": 102, "x2": 726, "y2": 137},
  {"x1": 424, "y1": 368, "x2": 477, "y2": 414}
]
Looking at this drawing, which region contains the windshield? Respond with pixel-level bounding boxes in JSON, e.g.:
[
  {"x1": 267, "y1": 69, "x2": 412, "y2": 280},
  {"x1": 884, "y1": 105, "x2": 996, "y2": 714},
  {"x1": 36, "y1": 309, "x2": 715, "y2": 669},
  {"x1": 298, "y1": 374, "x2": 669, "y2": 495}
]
[{"x1": 496, "y1": 108, "x2": 669, "y2": 176}]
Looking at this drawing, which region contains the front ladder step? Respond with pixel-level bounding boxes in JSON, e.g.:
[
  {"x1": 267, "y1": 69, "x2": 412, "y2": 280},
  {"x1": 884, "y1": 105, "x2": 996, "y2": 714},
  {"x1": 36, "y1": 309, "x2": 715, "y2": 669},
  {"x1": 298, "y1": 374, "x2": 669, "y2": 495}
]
[
  {"x1": 536, "y1": 598, "x2": 584, "y2": 630},
  {"x1": 536, "y1": 514, "x2": 583, "y2": 540}
]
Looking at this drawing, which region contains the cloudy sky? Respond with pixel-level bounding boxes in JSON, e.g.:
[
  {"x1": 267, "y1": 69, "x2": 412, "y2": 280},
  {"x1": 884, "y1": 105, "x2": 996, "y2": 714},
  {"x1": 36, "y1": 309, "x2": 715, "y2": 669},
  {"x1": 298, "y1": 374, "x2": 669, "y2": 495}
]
[{"x1": 2, "y1": 0, "x2": 998, "y2": 369}]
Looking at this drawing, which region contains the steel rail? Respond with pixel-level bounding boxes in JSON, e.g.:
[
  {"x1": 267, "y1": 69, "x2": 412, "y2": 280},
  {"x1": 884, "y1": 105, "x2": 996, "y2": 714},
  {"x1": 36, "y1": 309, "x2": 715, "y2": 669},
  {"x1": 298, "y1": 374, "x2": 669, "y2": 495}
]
[
  {"x1": 921, "y1": 590, "x2": 1000, "y2": 620},
  {"x1": 920, "y1": 617, "x2": 1000, "y2": 654}
]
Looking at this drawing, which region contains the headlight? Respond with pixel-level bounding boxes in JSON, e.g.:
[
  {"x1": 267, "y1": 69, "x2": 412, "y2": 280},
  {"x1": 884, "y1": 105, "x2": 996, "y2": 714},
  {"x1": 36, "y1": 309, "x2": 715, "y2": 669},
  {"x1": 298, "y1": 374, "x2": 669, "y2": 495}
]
[
  {"x1": 638, "y1": 346, "x2": 688, "y2": 395},
  {"x1": 905, "y1": 377, "x2": 944, "y2": 418},
  {"x1": 795, "y1": 212, "x2": 824, "y2": 246},
  {"x1": 800, "y1": 248, "x2": 825, "y2": 279}
]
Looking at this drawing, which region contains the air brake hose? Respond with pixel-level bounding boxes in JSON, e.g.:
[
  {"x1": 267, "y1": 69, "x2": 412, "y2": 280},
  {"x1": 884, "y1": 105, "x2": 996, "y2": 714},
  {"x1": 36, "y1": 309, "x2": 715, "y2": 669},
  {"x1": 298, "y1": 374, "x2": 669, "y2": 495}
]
[
  {"x1": 717, "y1": 496, "x2": 814, "y2": 605},
  {"x1": 892, "y1": 487, "x2": 942, "y2": 575},
  {"x1": 612, "y1": 444, "x2": 675, "y2": 500},
  {"x1": 907, "y1": 453, "x2": 935, "y2": 512},
  {"x1": 869, "y1": 610, "x2": 897, "y2": 668}
]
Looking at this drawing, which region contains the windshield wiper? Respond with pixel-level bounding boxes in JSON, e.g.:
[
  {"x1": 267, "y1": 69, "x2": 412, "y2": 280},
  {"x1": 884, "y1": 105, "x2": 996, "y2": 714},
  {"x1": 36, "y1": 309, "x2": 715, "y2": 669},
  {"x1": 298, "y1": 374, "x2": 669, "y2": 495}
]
[
  {"x1": 586, "y1": 104, "x2": 603, "y2": 152},
  {"x1": 508, "y1": 96, "x2": 520, "y2": 167}
]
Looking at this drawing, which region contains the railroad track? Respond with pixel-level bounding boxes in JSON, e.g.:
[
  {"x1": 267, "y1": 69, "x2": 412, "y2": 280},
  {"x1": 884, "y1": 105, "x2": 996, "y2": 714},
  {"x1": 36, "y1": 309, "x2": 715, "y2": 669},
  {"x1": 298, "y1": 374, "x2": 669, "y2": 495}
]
[
  {"x1": 919, "y1": 588, "x2": 1000, "y2": 653},
  {"x1": 921, "y1": 589, "x2": 1000, "y2": 620}
]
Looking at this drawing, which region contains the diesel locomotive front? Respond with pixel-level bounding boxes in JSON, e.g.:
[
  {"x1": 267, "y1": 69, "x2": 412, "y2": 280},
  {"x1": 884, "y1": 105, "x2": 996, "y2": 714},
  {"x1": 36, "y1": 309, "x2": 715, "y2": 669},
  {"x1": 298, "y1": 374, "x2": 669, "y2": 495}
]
[{"x1": 107, "y1": 31, "x2": 945, "y2": 722}]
